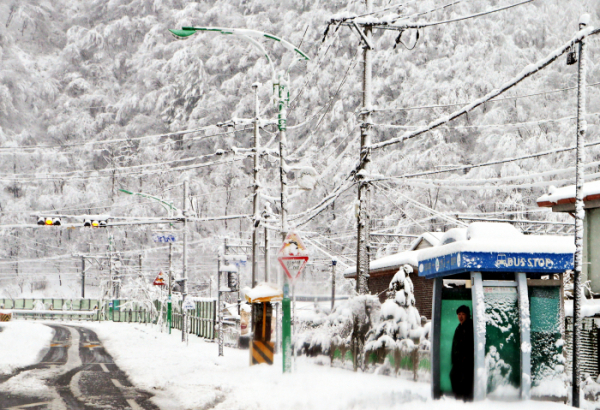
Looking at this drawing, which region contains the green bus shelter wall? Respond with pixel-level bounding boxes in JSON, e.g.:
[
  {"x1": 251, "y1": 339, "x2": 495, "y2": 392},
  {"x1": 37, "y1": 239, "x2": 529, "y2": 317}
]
[
  {"x1": 440, "y1": 290, "x2": 473, "y2": 393},
  {"x1": 529, "y1": 286, "x2": 561, "y2": 386},
  {"x1": 483, "y1": 287, "x2": 521, "y2": 392}
]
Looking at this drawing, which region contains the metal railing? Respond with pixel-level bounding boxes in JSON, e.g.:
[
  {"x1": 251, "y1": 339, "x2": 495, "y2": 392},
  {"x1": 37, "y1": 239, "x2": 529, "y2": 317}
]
[{"x1": 1, "y1": 298, "x2": 217, "y2": 341}]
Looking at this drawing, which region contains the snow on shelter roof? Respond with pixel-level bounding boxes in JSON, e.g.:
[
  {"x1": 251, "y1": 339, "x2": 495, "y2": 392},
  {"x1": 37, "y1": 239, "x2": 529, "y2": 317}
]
[
  {"x1": 537, "y1": 180, "x2": 600, "y2": 207},
  {"x1": 244, "y1": 283, "x2": 283, "y2": 303},
  {"x1": 417, "y1": 222, "x2": 574, "y2": 279},
  {"x1": 408, "y1": 232, "x2": 443, "y2": 250},
  {"x1": 343, "y1": 232, "x2": 441, "y2": 278},
  {"x1": 343, "y1": 250, "x2": 420, "y2": 278}
]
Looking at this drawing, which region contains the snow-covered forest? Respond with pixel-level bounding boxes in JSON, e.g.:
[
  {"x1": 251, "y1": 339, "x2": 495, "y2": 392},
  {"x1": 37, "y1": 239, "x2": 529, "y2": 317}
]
[{"x1": 1, "y1": 0, "x2": 599, "y2": 297}]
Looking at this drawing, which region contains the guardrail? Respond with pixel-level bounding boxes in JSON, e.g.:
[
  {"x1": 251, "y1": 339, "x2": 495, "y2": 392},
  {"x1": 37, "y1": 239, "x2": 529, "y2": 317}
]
[{"x1": 9, "y1": 309, "x2": 99, "y2": 321}]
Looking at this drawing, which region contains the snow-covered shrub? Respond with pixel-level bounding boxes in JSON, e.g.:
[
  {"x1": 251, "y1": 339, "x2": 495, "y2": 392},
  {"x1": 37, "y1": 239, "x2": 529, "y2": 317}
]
[
  {"x1": 295, "y1": 294, "x2": 381, "y2": 357},
  {"x1": 364, "y1": 265, "x2": 426, "y2": 354}
]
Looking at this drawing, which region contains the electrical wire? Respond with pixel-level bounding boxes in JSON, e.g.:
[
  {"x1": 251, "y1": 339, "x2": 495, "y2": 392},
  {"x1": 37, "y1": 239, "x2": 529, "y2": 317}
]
[
  {"x1": 371, "y1": 81, "x2": 600, "y2": 113},
  {"x1": 378, "y1": 138, "x2": 600, "y2": 180},
  {"x1": 368, "y1": 0, "x2": 534, "y2": 31}
]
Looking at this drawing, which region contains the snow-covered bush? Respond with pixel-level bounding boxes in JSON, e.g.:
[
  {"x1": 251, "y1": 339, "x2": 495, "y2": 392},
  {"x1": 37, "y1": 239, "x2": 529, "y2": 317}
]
[
  {"x1": 295, "y1": 294, "x2": 381, "y2": 357},
  {"x1": 365, "y1": 265, "x2": 427, "y2": 353}
]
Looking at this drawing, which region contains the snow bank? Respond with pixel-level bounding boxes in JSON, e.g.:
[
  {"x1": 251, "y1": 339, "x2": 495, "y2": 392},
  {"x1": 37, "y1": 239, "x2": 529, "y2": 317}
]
[{"x1": 0, "y1": 321, "x2": 54, "y2": 375}]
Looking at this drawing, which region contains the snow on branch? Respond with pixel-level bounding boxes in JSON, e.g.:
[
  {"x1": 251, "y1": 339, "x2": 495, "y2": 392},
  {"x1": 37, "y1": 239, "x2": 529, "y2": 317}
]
[{"x1": 369, "y1": 26, "x2": 599, "y2": 151}]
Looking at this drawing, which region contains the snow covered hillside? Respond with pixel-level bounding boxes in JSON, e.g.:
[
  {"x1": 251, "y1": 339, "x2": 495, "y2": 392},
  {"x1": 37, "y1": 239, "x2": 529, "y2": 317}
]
[{"x1": 1, "y1": 0, "x2": 598, "y2": 296}]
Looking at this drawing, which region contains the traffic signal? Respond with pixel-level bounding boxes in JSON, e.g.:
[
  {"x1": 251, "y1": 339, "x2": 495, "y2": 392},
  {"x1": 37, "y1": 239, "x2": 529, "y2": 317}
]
[
  {"x1": 83, "y1": 219, "x2": 108, "y2": 228},
  {"x1": 37, "y1": 217, "x2": 61, "y2": 226}
]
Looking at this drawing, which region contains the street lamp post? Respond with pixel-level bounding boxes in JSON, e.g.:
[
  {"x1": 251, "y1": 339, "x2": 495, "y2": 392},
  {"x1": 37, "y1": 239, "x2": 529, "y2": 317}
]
[
  {"x1": 168, "y1": 26, "x2": 309, "y2": 372},
  {"x1": 118, "y1": 188, "x2": 180, "y2": 335}
]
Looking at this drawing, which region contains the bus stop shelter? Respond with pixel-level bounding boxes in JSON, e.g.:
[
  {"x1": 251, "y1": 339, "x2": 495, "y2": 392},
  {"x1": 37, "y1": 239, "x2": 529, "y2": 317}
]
[{"x1": 418, "y1": 223, "x2": 574, "y2": 401}]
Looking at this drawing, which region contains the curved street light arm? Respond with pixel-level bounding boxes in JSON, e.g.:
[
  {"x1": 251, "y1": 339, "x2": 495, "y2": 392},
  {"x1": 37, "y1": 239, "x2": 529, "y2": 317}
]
[{"x1": 169, "y1": 26, "x2": 310, "y2": 81}]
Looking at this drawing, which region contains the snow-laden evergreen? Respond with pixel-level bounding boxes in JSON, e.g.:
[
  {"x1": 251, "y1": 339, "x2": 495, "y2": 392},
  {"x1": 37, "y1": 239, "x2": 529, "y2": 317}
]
[{"x1": 365, "y1": 265, "x2": 428, "y2": 353}]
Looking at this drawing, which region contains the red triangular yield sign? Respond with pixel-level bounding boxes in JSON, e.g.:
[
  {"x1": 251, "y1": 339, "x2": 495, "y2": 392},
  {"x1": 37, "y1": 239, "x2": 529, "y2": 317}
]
[{"x1": 278, "y1": 256, "x2": 309, "y2": 282}]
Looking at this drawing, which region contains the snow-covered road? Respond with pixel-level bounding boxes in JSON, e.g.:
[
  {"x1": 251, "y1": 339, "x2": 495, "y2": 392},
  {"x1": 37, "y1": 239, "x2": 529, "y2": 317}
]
[{"x1": 0, "y1": 321, "x2": 157, "y2": 409}]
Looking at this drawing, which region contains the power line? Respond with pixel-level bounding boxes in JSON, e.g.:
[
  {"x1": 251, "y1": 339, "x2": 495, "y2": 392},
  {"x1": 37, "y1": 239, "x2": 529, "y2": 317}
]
[
  {"x1": 0, "y1": 124, "x2": 253, "y2": 152},
  {"x1": 371, "y1": 81, "x2": 600, "y2": 113},
  {"x1": 0, "y1": 153, "x2": 251, "y2": 182},
  {"x1": 289, "y1": 47, "x2": 361, "y2": 157},
  {"x1": 372, "y1": 113, "x2": 600, "y2": 131},
  {"x1": 363, "y1": 0, "x2": 534, "y2": 31},
  {"x1": 379, "y1": 138, "x2": 600, "y2": 180}
]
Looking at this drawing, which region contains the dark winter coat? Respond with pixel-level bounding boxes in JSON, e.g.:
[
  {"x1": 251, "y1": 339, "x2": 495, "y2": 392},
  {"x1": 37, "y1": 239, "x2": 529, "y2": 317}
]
[{"x1": 450, "y1": 318, "x2": 474, "y2": 399}]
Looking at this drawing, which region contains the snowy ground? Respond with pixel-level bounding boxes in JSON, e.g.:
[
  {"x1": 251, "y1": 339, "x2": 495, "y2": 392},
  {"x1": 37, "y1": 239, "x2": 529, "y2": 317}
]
[
  {"x1": 0, "y1": 319, "x2": 581, "y2": 410},
  {"x1": 0, "y1": 320, "x2": 54, "y2": 375},
  {"x1": 78, "y1": 322, "x2": 574, "y2": 410}
]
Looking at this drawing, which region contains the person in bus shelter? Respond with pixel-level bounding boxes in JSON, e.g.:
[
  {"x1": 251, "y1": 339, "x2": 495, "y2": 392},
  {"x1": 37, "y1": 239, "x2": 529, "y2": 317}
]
[{"x1": 450, "y1": 305, "x2": 474, "y2": 401}]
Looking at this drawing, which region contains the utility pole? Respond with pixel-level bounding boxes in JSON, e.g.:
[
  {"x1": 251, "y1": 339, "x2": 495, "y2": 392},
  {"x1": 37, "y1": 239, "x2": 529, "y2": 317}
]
[
  {"x1": 277, "y1": 73, "x2": 293, "y2": 373},
  {"x1": 217, "y1": 239, "x2": 224, "y2": 356},
  {"x1": 331, "y1": 258, "x2": 337, "y2": 311},
  {"x1": 182, "y1": 179, "x2": 189, "y2": 342},
  {"x1": 356, "y1": 0, "x2": 373, "y2": 296},
  {"x1": 81, "y1": 256, "x2": 86, "y2": 298},
  {"x1": 265, "y1": 225, "x2": 270, "y2": 282},
  {"x1": 108, "y1": 236, "x2": 113, "y2": 298},
  {"x1": 252, "y1": 83, "x2": 261, "y2": 288},
  {"x1": 572, "y1": 14, "x2": 589, "y2": 409},
  {"x1": 168, "y1": 242, "x2": 173, "y2": 335}
]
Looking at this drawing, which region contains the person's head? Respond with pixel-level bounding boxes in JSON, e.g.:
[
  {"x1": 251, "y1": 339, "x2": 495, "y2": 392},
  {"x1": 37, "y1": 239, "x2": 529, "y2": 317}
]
[{"x1": 456, "y1": 305, "x2": 470, "y2": 324}]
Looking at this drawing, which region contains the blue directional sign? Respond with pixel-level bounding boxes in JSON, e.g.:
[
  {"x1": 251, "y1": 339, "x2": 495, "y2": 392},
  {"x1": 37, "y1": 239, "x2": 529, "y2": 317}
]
[
  {"x1": 418, "y1": 251, "x2": 574, "y2": 279},
  {"x1": 153, "y1": 234, "x2": 177, "y2": 243}
]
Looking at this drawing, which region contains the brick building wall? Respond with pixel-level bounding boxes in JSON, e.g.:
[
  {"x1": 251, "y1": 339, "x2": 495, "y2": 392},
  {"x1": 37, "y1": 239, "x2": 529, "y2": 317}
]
[{"x1": 366, "y1": 268, "x2": 433, "y2": 319}]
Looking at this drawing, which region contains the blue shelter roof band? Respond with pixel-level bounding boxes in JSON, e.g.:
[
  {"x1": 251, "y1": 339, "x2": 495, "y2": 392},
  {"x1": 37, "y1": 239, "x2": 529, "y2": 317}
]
[
  {"x1": 419, "y1": 251, "x2": 573, "y2": 279},
  {"x1": 417, "y1": 223, "x2": 574, "y2": 279}
]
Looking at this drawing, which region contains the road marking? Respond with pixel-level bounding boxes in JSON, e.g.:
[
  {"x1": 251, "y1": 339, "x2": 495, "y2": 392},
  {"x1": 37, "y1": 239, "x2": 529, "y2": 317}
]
[
  {"x1": 6, "y1": 402, "x2": 51, "y2": 409},
  {"x1": 99, "y1": 363, "x2": 109, "y2": 373},
  {"x1": 83, "y1": 342, "x2": 101, "y2": 349},
  {"x1": 50, "y1": 343, "x2": 71, "y2": 348},
  {"x1": 126, "y1": 399, "x2": 143, "y2": 410},
  {"x1": 112, "y1": 379, "x2": 124, "y2": 388}
]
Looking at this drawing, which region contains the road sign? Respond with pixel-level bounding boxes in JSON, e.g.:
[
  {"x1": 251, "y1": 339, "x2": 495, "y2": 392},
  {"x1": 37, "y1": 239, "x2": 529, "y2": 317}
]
[
  {"x1": 277, "y1": 232, "x2": 309, "y2": 282},
  {"x1": 153, "y1": 271, "x2": 167, "y2": 286},
  {"x1": 182, "y1": 299, "x2": 195, "y2": 310},
  {"x1": 152, "y1": 234, "x2": 176, "y2": 243}
]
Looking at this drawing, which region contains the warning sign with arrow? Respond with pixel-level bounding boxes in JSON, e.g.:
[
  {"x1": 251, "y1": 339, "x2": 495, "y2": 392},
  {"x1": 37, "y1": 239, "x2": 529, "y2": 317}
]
[
  {"x1": 277, "y1": 232, "x2": 309, "y2": 282},
  {"x1": 153, "y1": 271, "x2": 167, "y2": 286}
]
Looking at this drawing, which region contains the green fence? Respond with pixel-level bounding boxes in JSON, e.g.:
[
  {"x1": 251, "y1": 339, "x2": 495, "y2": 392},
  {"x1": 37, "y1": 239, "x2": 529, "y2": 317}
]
[
  {"x1": 156, "y1": 299, "x2": 216, "y2": 339},
  {"x1": 1, "y1": 298, "x2": 102, "y2": 321},
  {"x1": 1, "y1": 298, "x2": 216, "y2": 340}
]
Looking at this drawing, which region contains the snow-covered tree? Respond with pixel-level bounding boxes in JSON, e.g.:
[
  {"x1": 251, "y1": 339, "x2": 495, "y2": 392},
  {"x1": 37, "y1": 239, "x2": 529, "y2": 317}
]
[{"x1": 364, "y1": 265, "x2": 427, "y2": 354}]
